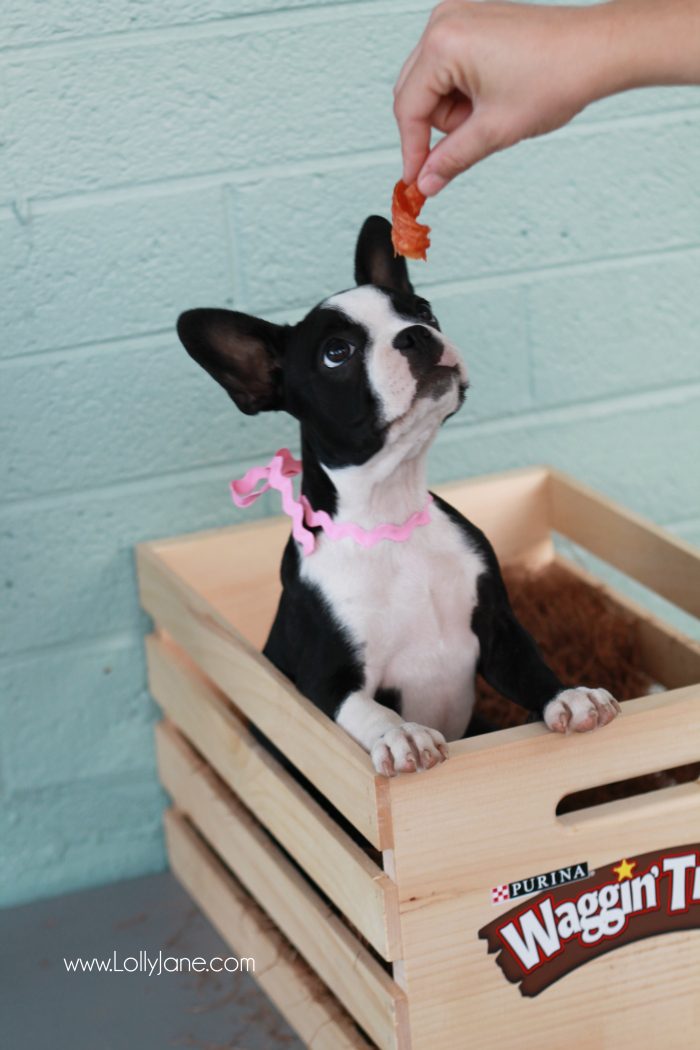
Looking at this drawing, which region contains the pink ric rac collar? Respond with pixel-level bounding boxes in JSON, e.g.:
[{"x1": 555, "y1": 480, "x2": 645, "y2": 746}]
[{"x1": 230, "y1": 448, "x2": 432, "y2": 556}]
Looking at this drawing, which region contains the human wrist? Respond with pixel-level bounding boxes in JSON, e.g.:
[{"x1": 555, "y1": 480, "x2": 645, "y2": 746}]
[
  {"x1": 583, "y1": 0, "x2": 700, "y2": 97},
  {"x1": 556, "y1": 3, "x2": 626, "y2": 110}
]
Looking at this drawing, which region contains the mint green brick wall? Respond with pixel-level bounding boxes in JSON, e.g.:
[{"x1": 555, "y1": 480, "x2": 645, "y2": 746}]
[{"x1": 1, "y1": 0, "x2": 699, "y2": 907}]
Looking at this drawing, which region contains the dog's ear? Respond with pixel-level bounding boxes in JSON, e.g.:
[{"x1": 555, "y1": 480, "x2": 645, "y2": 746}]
[
  {"x1": 177, "y1": 308, "x2": 285, "y2": 415},
  {"x1": 354, "y1": 215, "x2": 414, "y2": 295}
]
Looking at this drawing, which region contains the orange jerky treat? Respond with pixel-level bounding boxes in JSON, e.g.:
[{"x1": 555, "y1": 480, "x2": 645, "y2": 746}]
[{"x1": 391, "y1": 179, "x2": 431, "y2": 261}]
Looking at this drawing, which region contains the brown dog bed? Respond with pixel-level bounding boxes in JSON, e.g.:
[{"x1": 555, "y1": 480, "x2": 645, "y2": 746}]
[{"x1": 475, "y1": 561, "x2": 699, "y2": 814}]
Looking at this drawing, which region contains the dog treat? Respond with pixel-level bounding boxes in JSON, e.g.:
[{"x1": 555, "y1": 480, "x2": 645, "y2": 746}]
[{"x1": 391, "y1": 179, "x2": 431, "y2": 260}]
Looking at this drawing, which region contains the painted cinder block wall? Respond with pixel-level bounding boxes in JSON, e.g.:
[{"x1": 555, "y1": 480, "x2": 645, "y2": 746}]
[{"x1": 1, "y1": 0, "x2": 699, "y2": 908}]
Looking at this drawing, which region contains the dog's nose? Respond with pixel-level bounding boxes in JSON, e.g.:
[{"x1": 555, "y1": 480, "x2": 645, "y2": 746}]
[
  {"x1": 392, "y1": 323, "x2": 430, "y2": 352},
  {"x1": 392, "y1": 325, "x2": 441, "y2": 364}
]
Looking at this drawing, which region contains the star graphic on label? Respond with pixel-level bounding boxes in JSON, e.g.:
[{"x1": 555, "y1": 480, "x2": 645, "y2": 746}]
[{"x1": 613, "y1": 858, "x2": 637, "y2": 881}]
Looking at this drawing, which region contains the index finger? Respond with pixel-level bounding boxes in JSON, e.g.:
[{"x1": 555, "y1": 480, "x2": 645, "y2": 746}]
[
  {"x1": 394, "y1": 40, "x2": 421, "y2": 99},
  {"x1": 393, "y1": 53, "x2": 444, "y2": 185}
]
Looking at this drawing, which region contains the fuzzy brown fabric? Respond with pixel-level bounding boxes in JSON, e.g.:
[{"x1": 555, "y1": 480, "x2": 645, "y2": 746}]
[
  {"x1": 475, "y1": 561, "x2": 699, "y2": 813},
  {"x1": 475, "y1": 561, "x2": 653, "y2": 728}
]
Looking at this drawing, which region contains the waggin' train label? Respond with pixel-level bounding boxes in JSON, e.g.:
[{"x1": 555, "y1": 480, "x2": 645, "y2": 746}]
[{"x1": 479, "y1": 844, "x2": 700, "y2": 997}]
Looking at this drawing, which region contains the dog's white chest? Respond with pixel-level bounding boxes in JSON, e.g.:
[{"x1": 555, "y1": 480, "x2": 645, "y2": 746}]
[{"x1": 300, "y1": 504, "x2": 485, "y2": 740}]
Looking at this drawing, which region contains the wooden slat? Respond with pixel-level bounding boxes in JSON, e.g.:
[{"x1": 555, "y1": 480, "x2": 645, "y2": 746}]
[
  {"x1": 437, "y1": 464, "x2": 554, "y2": 566},
  {"x1": 386, "y1": 688, "x2": 700, "y2": 1050},
  {"x1": 149, "y1": 466, "x2": 553, "y2": 626},
  {"x1": 146, "y1": 633, "x2": 401, "y2": 961},
  {"x1": 550, "y1": 468, "x2": 700, "y2": 618},
  {"x1": 164, "y1": 809, "x2": 372, "y2": 1050},
  {"x1": 150, "y1": 514, "x2": 293, "y2": 653},
  {"x1": 159, "y1": 723, "x2": 407, "y2": 1050},
  {"x1": 557, "y1": 779, "x2": 700, "y2": 832},
  {"x1": 137, "y1": 542, "x2": 390, "y2": 849},
  {"x1": 396, "y1": 684, "x2": 700, "y2": 897},
  {"x1": 397, "y1": 888, "x2": 700, "y2": 1050},
  {"x1": 552, "y1": 552, "x2": 700, "y2": 689}
]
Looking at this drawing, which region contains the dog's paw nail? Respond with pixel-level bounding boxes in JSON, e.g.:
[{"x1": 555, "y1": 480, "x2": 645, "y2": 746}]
[
  {"x1": 421, "y1": 747, "x2": 442, "y2": 770},
  {"x1": 372, "y1": 722, "x2": 448, "y2": 775},
  {"x1": 545, "y1": 687, "x2": 620, "y2": 735},
  {"x1": 371, "y1": 742, "x2": 396, "y2": 777}
]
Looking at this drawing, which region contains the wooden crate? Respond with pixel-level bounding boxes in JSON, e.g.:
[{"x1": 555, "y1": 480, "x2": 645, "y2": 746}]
[{"x1": 136, "y1": 466, "x2": 700, "y2": 1049}]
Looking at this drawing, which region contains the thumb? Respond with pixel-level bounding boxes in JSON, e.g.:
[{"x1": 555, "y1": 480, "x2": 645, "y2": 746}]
[{"x1": 417, "y1": 112, "x2": 500, "y2": 195}]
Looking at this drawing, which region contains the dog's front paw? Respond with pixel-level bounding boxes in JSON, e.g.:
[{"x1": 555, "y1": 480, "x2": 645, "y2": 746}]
[
  {"x1": 371, "y1": 722, "x2": 449, "y2": 776},
  {"x1": 544, "y1": 687, "x2": 621, "y2": 734}
]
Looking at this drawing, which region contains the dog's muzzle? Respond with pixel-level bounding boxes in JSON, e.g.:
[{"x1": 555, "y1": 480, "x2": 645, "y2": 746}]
[{"x1": 393, "y1": 324, "x2": 464, "y2": 402}]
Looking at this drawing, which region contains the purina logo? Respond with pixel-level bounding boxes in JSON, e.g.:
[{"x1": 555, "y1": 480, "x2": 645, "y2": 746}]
[
  {"x1": 490, "y1": 862, "x2": 589, "y2": 906},
  {"x1": 480, "y1": 843, "x2": 700, "y2": 997}
]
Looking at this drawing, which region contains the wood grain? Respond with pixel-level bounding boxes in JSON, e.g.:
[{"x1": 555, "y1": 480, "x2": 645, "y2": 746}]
[
  {"x1": 137, "y1": 544, "x2": 389, "y2": 849},
  {"x1": 388, "y1": 687, "x2": 700, "y2": 1049},
  {"x1": 164, "y1": 809, "x2": 373, "y2": 1050},
  {"x1": 550, "y1": 468, "x2": 700, "y2": 618},
  {"x1": 146, "y1": 634, "x2": 401, "y2": 960},
  {"x1": 137, "y1": 465, "x2": 700, "y2": 1049},
  {"x1": 159, "y1": 724, "x2": 407, "y2": 1050}
]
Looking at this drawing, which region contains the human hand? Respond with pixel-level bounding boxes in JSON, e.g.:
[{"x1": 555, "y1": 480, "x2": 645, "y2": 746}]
[{"x1": 393, "y1": 0, "x2": 610, "y2": 196}]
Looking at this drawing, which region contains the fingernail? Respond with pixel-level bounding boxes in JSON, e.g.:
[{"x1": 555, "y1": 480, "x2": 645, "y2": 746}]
[{"x1": 417, "y1": 171, "x2": 446, "y2": 196}]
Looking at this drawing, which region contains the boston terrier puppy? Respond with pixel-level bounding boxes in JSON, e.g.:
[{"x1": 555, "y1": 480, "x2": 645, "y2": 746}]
[{"x1": 177, "y1": 215, "x2": 620, "y2": 776}]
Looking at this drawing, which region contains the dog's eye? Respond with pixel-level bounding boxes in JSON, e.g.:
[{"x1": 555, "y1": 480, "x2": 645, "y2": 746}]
[
  {"x1": 322, "y1": 338, "x2": 356, "y2": 369},
  {"x1": 415, "y1": 302, "x2": 437, "y2": 326}
]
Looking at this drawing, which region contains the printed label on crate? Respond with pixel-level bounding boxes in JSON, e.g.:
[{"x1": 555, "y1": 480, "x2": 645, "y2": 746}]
[
  {"x1": 480, "y1": 844, "x2": 700, "y2": 997},
  {"x1": 490, "y1": 862, "x2": 589, "y2": 906}
]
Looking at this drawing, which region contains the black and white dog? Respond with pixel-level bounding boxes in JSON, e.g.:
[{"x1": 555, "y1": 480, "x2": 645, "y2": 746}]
[{"x1": 177, "y1": 215, "x2": 620, "y2": 776}]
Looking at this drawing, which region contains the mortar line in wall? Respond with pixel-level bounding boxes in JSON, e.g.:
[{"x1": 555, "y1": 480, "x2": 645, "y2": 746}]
[
  {"x1": 398, "y1": 240, "x2": 700, "y2": 299},
  {"x1": 0, "y1": 445, "x2": 302, "y2": 513},
  {"x1": 540, "y1": 102, "x2": 700, "y2": 141},
  {"x1": 667, "y1": 520, "x2": 700, "y2": 546},
  {"x1": 3, "y1": 239, "x2": 699, "y2": 370},
  {"x1": 253, "y1": 239, "x2": 700, "y2": 316},
  {"x1": 666, "y1": 516, "x2": 700, "y2": 534},
  {"x1": 0, "y1": 329, "x2": 179, "y2": 369},
  {"x1": 222, "y1": 183, "x2": 249, "y2": 312},
  {"x1": 2, "y1": 380, "x2": 699, "y2": 513},
  {"x1": 2, "y1": 517, "x2": 698, "y2": 672},
  {"x1": 0, "y1": 0, "x2": 433, "y2": 57},
  {"x1": 522, "y1": 284, "x2": 537, "y2": 408},
  {"x1": 5, "y1": 105, "x2": 700, "y2": 218},
  {"x1": 14, "y1": 146, "x2": 400, "y2": 215},
  {"x1": 0, "y1": 626, "x2": 152, "y2": 668},
  {"x1": 498, "y1": 380, "x2": 700, "y2": 425},
  {"x1": 441, "y1": 379, "x2": 700, "y2": 444}
]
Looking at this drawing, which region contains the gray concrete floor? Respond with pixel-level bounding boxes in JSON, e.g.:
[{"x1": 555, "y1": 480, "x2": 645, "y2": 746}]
[{"x1": 0, "y1": 871, "x2": 303, "y2": 1050}]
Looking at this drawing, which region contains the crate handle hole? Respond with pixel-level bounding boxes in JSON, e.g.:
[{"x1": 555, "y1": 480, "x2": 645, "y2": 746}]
[{"x1": 556, "y1": 761, "x2": 700, "y2": 817}]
